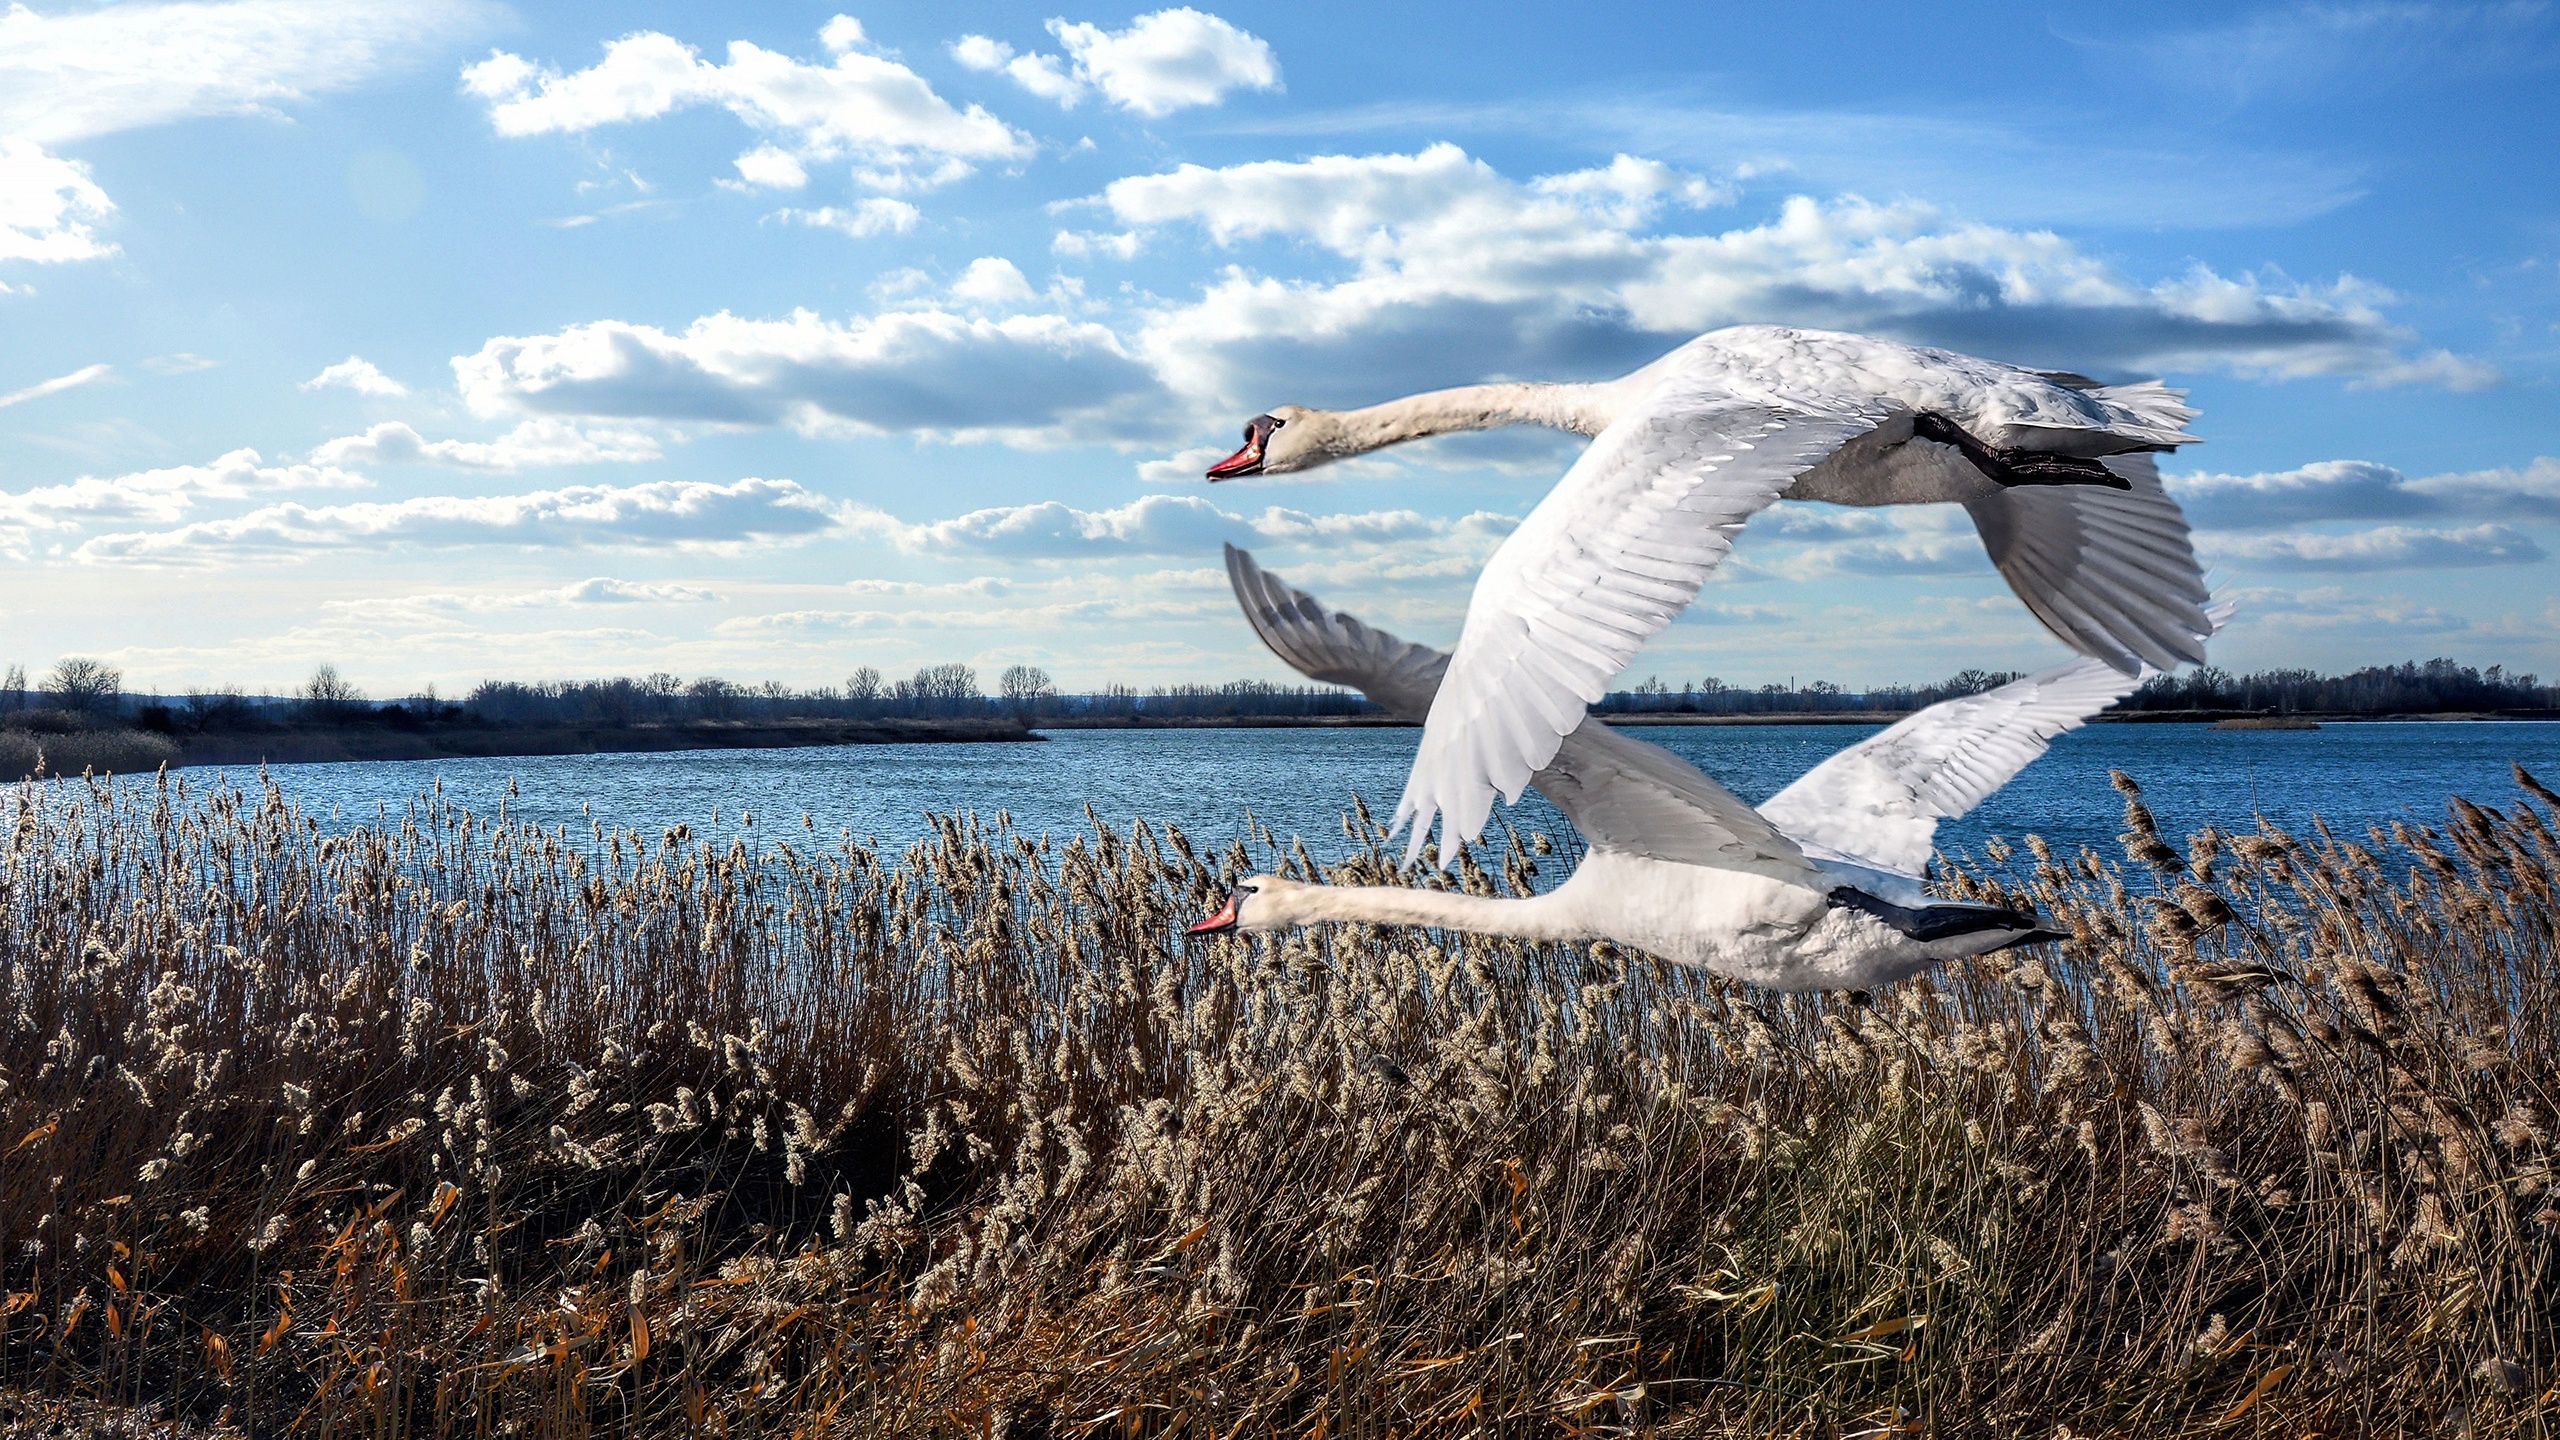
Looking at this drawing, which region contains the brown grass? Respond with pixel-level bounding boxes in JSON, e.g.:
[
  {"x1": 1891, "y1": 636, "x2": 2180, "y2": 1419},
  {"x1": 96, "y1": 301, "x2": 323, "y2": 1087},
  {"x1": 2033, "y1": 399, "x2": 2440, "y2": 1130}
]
[
  {"x1": 1, "y1": 763, "x2": 2555, "y2": 1436},
  {"x1": 0, "y1": 726, "x2": 181, "y2": 784}
]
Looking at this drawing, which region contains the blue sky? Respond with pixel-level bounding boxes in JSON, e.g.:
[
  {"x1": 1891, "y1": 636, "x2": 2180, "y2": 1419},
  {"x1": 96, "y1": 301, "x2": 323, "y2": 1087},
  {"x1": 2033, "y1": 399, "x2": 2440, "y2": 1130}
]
[{"x1": 3, "y1": 0, "x2": 2556, "y2": 698}]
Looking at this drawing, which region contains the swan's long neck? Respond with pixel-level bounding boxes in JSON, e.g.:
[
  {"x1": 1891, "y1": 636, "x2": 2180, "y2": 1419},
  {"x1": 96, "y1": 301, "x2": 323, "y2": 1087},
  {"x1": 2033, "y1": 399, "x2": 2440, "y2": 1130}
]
[
  {"x1": 1325, "y1": 382, "x2": 1616, "y2": 455},
  {"x1": 1273, "y1": 881, "x2": 1588, "y2": 942}
]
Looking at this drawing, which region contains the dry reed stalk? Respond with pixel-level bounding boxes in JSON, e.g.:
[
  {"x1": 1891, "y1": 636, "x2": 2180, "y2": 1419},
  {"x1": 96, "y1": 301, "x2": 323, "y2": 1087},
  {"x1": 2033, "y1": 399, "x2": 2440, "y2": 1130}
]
[{"x1": 0, "y1": 763, "x2": 2555, "y2": 1436}]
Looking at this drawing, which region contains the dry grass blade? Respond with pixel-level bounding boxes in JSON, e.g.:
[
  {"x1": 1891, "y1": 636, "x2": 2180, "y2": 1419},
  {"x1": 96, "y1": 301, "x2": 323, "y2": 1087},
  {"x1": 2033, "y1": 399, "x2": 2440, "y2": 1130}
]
[{"x1": 0, "y1": 765, "x2": 2552, "y2": 1435}]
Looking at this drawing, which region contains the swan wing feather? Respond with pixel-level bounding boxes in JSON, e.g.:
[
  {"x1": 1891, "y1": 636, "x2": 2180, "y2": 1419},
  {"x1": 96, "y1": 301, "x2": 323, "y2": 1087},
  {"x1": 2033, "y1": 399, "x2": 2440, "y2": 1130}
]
[
  {"x1": 1759, "y1": 602, "x2": 2233, "y2": 877},
  {"x1": 1223, "y1": 545, "x2": 1814, "y2": 877},
  {"x1": 1964, "y1": 452, "x2": 2214, "y2": 675},
  {"x1": 1393, "y1": 381, "x2": 1881, "y2": 863}
]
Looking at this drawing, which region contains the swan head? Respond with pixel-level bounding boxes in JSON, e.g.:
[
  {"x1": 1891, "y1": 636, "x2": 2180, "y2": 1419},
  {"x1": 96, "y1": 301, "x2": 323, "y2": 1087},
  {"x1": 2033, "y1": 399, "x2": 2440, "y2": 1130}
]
[
  {"x1": 1184, "y1": 874, "x2": 1297, "y2": 933},
  {"x1": 1205, "y1": 406, "x2": 1329, "y2": 479}
]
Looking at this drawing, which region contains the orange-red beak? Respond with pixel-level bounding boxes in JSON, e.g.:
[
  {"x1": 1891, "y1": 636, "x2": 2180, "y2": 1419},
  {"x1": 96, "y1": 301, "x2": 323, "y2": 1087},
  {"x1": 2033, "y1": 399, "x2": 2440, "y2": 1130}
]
[
  {"x1": 1206, "y1": 414, "x2": 1280, "y2": 480},
  {"x1": 1205, "y1": 438, "x2": 1263, "y2": 481},
  {"x1": 1187, "y1": 892, "x2": 1241, "y2": 934}
]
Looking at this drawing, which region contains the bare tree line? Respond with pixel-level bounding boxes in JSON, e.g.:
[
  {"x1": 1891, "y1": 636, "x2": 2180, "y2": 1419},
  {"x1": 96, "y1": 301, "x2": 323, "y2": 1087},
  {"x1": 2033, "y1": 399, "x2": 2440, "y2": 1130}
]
[{"x1": 5, "y1": 651, "x2": 2555, "y2": 735}]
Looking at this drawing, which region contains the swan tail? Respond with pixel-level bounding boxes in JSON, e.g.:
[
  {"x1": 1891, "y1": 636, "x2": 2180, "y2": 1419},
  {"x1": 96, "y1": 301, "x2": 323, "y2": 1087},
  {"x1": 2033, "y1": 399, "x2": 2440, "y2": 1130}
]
[{"x1": 1826, "y1": 886, "x2": 2054, "y2": 945}]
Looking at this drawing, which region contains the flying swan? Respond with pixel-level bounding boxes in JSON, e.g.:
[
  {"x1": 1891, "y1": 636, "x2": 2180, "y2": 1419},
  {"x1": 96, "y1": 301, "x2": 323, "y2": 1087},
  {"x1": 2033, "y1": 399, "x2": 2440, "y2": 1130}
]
[
  {"x1": 1188, "y1": 546, "x2": 2223, "y2": 991},
  {"x1": 1200, "y1": 325, "x2": 2215, "y2": 860}
]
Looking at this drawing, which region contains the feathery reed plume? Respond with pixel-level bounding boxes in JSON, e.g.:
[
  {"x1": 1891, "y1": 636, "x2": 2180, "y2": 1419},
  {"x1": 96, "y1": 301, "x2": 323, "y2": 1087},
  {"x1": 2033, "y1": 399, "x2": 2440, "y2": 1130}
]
[{"x1": 0, "y1": 765, "x2": 2554, "y2": 1434}]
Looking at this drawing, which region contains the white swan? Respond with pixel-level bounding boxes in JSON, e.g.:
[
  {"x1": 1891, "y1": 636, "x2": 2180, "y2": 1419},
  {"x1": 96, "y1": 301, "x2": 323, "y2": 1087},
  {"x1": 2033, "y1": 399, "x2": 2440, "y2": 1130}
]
[
  {"x1": 1201, "y1": 325, "x2": 2213, "y2": 861},
  {"x1": 1189, "y1": 546, "x2": 2220, "y2": 991}
]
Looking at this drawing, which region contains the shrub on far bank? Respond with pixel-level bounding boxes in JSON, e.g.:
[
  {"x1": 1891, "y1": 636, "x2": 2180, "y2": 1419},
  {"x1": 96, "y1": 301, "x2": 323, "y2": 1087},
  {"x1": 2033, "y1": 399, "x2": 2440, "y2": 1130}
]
[{"x1": 0, "y1": 724, "x2": 177, "y2": 780}]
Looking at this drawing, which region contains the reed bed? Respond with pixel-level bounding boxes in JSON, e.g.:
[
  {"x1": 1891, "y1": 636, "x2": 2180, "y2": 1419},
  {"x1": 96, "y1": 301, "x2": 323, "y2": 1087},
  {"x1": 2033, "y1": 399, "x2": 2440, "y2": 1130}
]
[{"x1": 0, "y1": 763, "x2": 2554, "y2": 1437}]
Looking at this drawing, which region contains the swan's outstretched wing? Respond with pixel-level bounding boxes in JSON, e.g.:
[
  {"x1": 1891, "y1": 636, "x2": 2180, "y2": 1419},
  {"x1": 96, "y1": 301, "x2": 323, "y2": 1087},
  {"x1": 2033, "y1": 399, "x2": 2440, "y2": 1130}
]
[
  {"x1": 1225, "y1": 546, "x2": 1815, "y2": 879},
  {"x1": 1393, "y1": 383, "x2": 1881, "y2": 864},
  {"x1": 1757, "y1": 603, "x2": 2232, "y2": 878},
  {"x1": 1225, "y1": 544, "x2": 1448, "y2": 719},
  {"x1": 1529, "y1": 721, "x2": 1815, "y2": 879},
  {"x1": 1964, "y1": 452, "x2": 2213, "y2": 675}
]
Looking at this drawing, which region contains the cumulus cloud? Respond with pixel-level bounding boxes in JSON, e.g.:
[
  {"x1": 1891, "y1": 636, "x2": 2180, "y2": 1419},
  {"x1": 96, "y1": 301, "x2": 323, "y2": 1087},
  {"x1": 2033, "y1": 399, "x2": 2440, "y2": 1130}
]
[
  {"x1": 0, "y1": 0, "x2": 493, "y2": 146},
  {"x1": 2213, "y1": 583, "x2": 2474, "y2": 637},
  {"x1": 463, "y1": 17, "x2": 1029, "y2": 192},
  {"x1": 2, "y1": 0, "x2": 489, "y2": 273},
  {"x1": 949, "y1": 35, "x2": 1082, "y2": 106},
  {"x1": 323, "y1": 577, "x2": 722, "y2": 624},
  {"x1": 432, "y1": 144, "x2": 2489, "y2": 448},
  {"x1": 0, "y1": 447, "x2": 365, "y2": 555},
  {"x1": 952, "y1": 9, "x2": 1279, "y2": 116},
  {"x1": 728, "y1": 144, "x2": 808, "y2": 190},
  {"x1": 714, "y1": 566, "x2": 1235, "y2": 636},
  {"x1": 0, "y1": 362, "x2": 112, "y2": 409},
  {"x1": 2171, "y1": 457, "x2": 2560, "y2": 529},
  {"x1": 949, "y1": 256, "x2": 1036, "y2": 304},
  {"x1": 1100, "y1": 143, "x2": 2493, "y2": 409},
  {"x1": 77, "y1": 476, "x2": 847, "y2": 564},
  {"x1": 1762, "y1": 508, "x2": 1990, "y2": 579},
  {"x1": 2211, "y1": 523, "x2": 2545, "y2": 572},
  {"x1": 1052, "y1": 228, "x2": 1142, "y2": 259},
  {"x1": 454, "y1": 307, "x2": 1163, "y2": 440},
  {"x1": 308, "y1": 419, "x2": 664, "y2": 470},
  {"x1": 771, "y1": 198, "x2": 919, "y2": 237},
  {"x1": 0, "y1": 138, "x2": 117, "y2": 266},
  {"x1": 849, "y1": 491, "x2": 1512, "y2": 560},
  {"x1": 300, "y1": 355, "x2": 408, "y2": 396}
]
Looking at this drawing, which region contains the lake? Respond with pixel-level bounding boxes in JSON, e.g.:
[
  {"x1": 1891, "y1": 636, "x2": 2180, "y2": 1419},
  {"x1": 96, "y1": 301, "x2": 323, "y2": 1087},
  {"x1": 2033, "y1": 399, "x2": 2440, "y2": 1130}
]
[{"x1": 183, "y1": 720, "x2": 2560, "y2": 870}]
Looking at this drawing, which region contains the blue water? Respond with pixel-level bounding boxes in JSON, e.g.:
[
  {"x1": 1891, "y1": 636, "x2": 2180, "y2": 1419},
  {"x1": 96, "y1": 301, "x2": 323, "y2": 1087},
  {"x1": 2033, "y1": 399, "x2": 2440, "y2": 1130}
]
[{"x1": 177, "y1": 721, "x2": 2560, "y2": 869}]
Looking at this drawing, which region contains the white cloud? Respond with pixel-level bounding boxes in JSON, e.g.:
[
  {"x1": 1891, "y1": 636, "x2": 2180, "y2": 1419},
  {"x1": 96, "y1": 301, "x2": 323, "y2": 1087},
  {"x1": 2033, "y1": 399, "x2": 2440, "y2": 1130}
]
[
  {"x1": 949, "y1": 256, "x2": 1036, "y2": 304},
  {"x1": 1101, "y1": 143, "x2": 2494, "y2": 409},
  {"x1": 308, "y1": 419, "x2": 665, "y2": 470},
  {"x1": 1052, "y1": 228, "x2": 1141, "y2": 259},
  {"x1": 729, "y1": 144, "x2": 808, "y2": 190},
  {"x1": 1053, "y1": 9, "x2": 1279, "y2": 116},
  {"x1": 76, "y1": 476, "x2": 849, "y2": 564},
  {"x1": 713, "y1": 565, "x2": 1235, "y2": 636},
  {"x1": 0, "y1": 362, "x2": 112, "y2": 409},
  {"x1": 462, "y1": 19, "x2": 1030, "y2": 191},
  {"x1": 2171, "y1": 456, "x2": 2560, "y2": 529},
  {"x1": 323, "y1": 577, "x2": 722, "y2": 624},
  {"x1": 949, "y1": 35, "x2": 1083, "y2": 106},
  {"x1": 955, "y1": 10, "x2": 1278, "y2": 116},
  {"x1": 2211, "y1": 523, "x2": 2545, "y2": 572},
  {"x1": 1761, "y1": 507, "x2": 1989, "y2": 579},
  {"x1": 849, "y1": 491, "x2": 1511, "y2": 561},
  {"x1": 2214, "y1": 584, "x2": 2475, "y2": 637},
  {"x1": 300, "y1": 355, "x2": 408, "y2": 397},
  {"x1": 453, "y1": 307, "x2": 1163, "y2": 440},
  {"x1": 0, "y1": 0, "x2": 493, "y2": 146},
  {"x1": 550, "y1": 576, "x2": 720, "y2": 604},
  {"x1": 1, "y1": 447, "x2": 365, "y2": 554},
  {"x1": 0, "y1": 139, "x2": 116, "y2": 266},
  {"x1": 1530, "y1": 153, "x2": 1734, "y2": 222},
  {"x1": 772, "y1": 199, "x2": 919, "y2": 237},
  {"x1": 2354, "y1": 348, "x2": 2502, "y2": 391}
]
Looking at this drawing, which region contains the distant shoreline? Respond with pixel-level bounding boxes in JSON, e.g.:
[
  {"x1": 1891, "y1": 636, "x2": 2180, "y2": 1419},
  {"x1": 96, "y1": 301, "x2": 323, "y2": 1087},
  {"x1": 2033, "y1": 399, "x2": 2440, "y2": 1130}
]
[
  {"x1": 12, "y1": 708, "x2": 2559, "y2": 782},
  {"x1": 3, "y1": 716, "x2": 1037, "y2": 780},
  {"x1": 1038, "y1": 709, "x2": 2560, "y2": 730}
]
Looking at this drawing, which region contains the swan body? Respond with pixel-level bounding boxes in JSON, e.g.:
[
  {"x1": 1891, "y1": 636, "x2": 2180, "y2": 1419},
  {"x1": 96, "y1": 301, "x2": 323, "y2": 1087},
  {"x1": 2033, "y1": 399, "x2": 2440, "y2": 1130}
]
[
  {"x1": 1200, "y1": 546, "x2": 2226, "y2": 991},
  {"x1": 1203, "y1": 325, "x2": 2214, "y2": 862}
]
